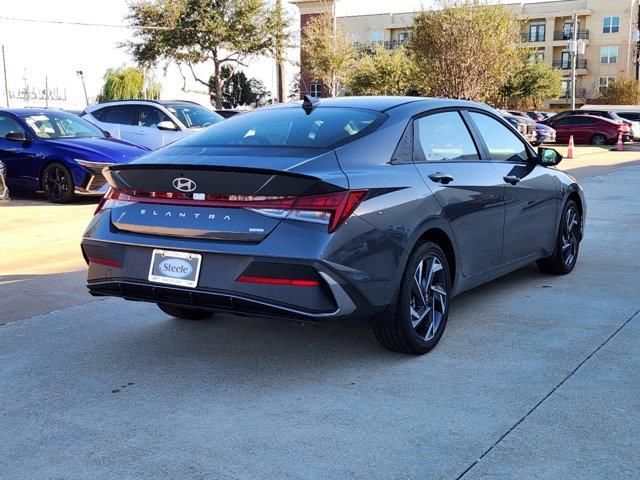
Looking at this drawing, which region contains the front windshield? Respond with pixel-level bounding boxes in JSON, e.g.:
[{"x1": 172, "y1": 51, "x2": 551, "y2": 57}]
[
  {"x1": 165, "y1": 103, "x2": 223, "y2": 129},
  {"x1": 21, "y1": 112, "x2": 105, "y2": 140}
]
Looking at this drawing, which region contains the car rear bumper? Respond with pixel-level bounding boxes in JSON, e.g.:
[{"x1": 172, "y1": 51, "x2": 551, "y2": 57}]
[{"x1": 81, "y1": 239, "x2": 385, "y2": 321}]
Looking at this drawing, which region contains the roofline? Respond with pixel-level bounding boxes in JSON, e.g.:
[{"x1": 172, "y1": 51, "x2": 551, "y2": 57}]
[
  {"x1": 90, "y1": 99, "x2": 202, "y2": 107},
  {"x1": 334, "y1": 0, "x2": 579, "y2": 20}
]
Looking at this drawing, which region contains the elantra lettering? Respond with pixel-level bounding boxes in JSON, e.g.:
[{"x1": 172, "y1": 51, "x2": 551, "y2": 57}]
[{"x1": 139, "y1": 209, "x2": 231, "y2": 221}]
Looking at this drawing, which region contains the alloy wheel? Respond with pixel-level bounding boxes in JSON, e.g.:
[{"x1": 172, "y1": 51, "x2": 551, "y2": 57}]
[
  {"x1": 410, "y1": 255, "x2": 448, "y2": 341},
  {"x1": 43, "y1": 166, "x2": 70, "y2": 201},
  {"x1": 592, "y1": 134, "x2": 606, "y2": 145},
  {"x1": 561, "y1": 206, "x2": 580, "y2": 268}
]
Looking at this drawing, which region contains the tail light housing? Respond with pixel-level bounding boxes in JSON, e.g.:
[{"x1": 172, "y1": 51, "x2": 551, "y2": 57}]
[{"x1": 94, "y1": 188, "x2": 368, "y2": 233}]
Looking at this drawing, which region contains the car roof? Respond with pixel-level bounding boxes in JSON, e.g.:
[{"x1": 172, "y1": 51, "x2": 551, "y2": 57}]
[
  {"x1": 269, "y1": 96, "x2": 491, "y2": 113},
  {"x1": 86, "y1": 99, "x2": 202, "y2": 111},
  {"x1": 0, "y1": 108, "x2": 71, "y2": 116},
  {"x1": 559, "y1": 114, "x2": 614, "y2": 123}
]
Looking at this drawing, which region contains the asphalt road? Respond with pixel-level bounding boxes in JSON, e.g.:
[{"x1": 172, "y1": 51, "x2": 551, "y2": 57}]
[{"x1": 1, "y1": 154, "x2": 639, "y2": 479}]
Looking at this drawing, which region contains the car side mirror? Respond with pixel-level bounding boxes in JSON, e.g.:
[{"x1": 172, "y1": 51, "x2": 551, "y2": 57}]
[
  {"x1": 5, "y1": 131, "x2": 27, "y2": 142},
  {"x1": 157, "y1": 121, "x2": 178, "y2": 131},
  {"x1": 538, "y1": 147, "x2": 562, "y2": 166},
  {"x1": 102, "y1": 129, "x2": 112, "y2": 138}
]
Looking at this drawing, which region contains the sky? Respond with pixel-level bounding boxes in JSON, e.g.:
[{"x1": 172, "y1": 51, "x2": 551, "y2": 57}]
[{"x1": 0, "y1": 0, "x2": 558, "y2": 108}]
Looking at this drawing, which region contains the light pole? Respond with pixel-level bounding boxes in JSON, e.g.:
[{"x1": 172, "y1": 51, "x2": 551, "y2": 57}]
[
  {"x1": 570, "y1": 10, "x2": 577, "y2": 110},
  {"x1": 275, "y1": 0, "x2": 285, "y2": 103},
  {"x1": 2, "y1": 44, "x2": 9, "y2": 108},
  {"x1": 76, "y1": 70, "x2": 89, "y2": 106}
]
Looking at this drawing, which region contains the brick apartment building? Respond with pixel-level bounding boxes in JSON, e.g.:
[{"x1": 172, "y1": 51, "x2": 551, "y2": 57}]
[{"x1": 290, "y1": 0, "x2": 640, "y2": 107}]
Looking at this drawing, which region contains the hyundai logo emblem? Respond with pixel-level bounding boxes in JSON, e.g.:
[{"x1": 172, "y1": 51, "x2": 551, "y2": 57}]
[{"x1": 173, "y1": 177, "x2": 197, "y2": 193}]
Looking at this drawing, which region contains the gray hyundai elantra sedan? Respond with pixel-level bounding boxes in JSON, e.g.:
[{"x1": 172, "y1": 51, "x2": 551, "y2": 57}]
[{"x1": 81, "y1": 96, "x2": 585, "y2": 355}]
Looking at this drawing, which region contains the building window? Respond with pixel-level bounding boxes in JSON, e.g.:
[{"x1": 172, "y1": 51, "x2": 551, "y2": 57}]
[
  {"x1": 310, "y1": 83, "x2": 322, "y2": 97},
  {"x1": 560, "y1": 51, "x2": 571, "y2": 68},
  {"x1": 561, "y1": 79, "x2": 571, "y2": 98},
  {"x1": 603, "y1": 16, "x2": 620, "y2": 34},
  {"x1": 398, "y1": 31, "x2": 408, "y2": 44},
  {"x1": 599, "y1": 76, "x2": 616, "y2": 92},
  {"x1": 528, "y1": 22, "x2": 545, "y2": 42},
  {"x1": 600, "y1": 46, "x2": 618, "y2": 63},
  {"x1": 528, "y1": 52, "x2": 544, "y2": 63},
  {"x1": 370, "y1": 31, "x2": 384, "y2": 44}
]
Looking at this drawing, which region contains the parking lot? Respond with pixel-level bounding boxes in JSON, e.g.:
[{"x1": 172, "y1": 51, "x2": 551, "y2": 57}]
[{"x1": 1, "y1": 146, "x2": 639, "y2": 479}]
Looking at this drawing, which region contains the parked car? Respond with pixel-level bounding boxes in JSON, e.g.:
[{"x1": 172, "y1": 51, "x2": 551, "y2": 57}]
[
  {"x1": 0, "y1": 109, "x2": 148, "y2": 203},
  {"x1": 525, "y1": 111, "x2": 548, "y2": 122},
  {"x1": 615, "y1": 111, "x2": 640, "y2": 124},
  {"x1": 82, "y1": 96, "x2": 585, "y2": 355},
  {"x1": 82, "y1": 100, "x2": 224, "y2": 150},
  {"x1": 501, "y1": 111, "x2": 537, "y2": 144},
  {"x1": 0, "y1": 160, "x2": 8, "y2": 201},
  {"x1": 532, "y1": 123, "x2": 556, "y2": 146},
  {"x1": 545, "y1": 109, "x2": 640, "y2": 141},
  {"x1": 544, "y1": 114, "x2": 630, "y2": 145},
  {"x1": 506, "y1": 110, "x2": 527, "y2": 117}
]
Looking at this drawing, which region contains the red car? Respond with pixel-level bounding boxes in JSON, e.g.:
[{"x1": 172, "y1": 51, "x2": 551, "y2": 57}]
[{"x1": 543, "y1": 114, "x2": 630, "y2": 145}]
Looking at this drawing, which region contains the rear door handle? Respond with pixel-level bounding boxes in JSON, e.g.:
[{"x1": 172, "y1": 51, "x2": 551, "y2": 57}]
[
  {"x1": 428, "y1": 173, "x2": 454, "y2": 184},
  {"x1": 503, "y1": 175, "x2": 520, "y2": 185}
]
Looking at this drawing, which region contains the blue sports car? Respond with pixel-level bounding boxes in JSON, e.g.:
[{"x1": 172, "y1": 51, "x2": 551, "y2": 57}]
[{"x1": 0, "y1": 109, "x2": 148, "y2": 203}]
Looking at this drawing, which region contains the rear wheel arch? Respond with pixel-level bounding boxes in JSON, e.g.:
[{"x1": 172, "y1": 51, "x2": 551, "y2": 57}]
[
  {"x1": 414, "y1": 227, "x2": 458, "y2": 290},
  {"x1": 566, "y1": 190, "x2": 584, "y2": 239}
]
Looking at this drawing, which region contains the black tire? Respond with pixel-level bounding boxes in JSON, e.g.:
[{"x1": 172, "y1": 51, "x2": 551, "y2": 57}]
[
  {"x1": 157, "y1": 303, "x2": 215, "y2": 320},
  {"x1": 373, "y1": 242, "x2": 451, "y2": 355},
  {"x1": 537, "y1": 200, "x2": 581, "y2": 275},
  {"x1": 41, "y1": 162, "x2": 75, "y2": 203},
  {"x1": 590, "y1": 134, "x2": 607, "y2": 146}
]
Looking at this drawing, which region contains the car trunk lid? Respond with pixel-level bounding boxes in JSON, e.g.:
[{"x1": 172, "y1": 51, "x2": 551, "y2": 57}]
[{"x1": 102, "y1": 146, "x2": 349, "y2": 242}]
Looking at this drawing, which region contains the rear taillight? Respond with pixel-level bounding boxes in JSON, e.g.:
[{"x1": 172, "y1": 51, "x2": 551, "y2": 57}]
[
  {"x1": 291, "y1": 190, "x2": 368, "y2": 233},
  {"x1": 94, "y1": 187, "x2": 116, "y2": 215},
  {"x1": 95, "y1": 188, "x2": 368, "y2": 233}
]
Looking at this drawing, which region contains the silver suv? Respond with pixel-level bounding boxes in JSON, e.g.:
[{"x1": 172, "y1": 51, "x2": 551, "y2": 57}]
[{"x1": 82, "y1": 100, "x2": 224, "y2": 150}]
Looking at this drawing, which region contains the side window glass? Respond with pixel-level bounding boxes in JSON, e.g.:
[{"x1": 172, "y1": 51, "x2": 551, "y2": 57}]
[
  {"x1": 469, "y1": 112, "x2": 529, "y2": 162},
  {"x1": 92, "y1": 108, "x2": 108, "y2": 122},
  {"x1": 138, "y1": 106, "x2": 171, "y2": 128},
  {"x1": 0, "y1": 115, "x2": 26, "y2": 138},
  {"x1": 103, "y1": 106, "x2": 137, "y2": 125},
  {"x1": 414, "y1": 111, "x2": 479, "y2": 162}
]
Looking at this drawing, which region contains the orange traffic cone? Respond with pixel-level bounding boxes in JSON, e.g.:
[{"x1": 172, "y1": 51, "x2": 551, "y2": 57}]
[
  {"x1": 567, "y1": 135, "x2": 575, "y2": 159},
  {"x1": 616, "y1": 132, "x2": 624, "y2": 151}
]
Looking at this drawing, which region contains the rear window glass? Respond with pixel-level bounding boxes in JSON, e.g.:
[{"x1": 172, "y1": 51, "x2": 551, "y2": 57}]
[{"x1": 179, "y1": 107, "x2": 383, "y2": 148}]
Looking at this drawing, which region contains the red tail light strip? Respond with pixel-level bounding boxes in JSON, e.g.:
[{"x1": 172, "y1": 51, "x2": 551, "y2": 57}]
[
  {"x1": 88, "y1": 257, "x2": 122, "y2": 268},
  {"x1": 96, "y1": 188, "x2": 368, "y2": 233},
  {"x1": 237, "y1": 275, "x2": 320, "y2": 287}
]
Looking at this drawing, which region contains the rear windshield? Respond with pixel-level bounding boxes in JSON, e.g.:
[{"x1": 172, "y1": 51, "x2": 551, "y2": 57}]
[{"x1": 178, "y1": 107, "x2": 383, "y2": 148}]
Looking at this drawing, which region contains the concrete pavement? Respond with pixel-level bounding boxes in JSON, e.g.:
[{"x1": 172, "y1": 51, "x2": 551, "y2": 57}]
[
  {"x1": 0, "y1": 196, "x2": 98, "y2": 323},
  {"x1": 0, "y1": 158, "x2": 639, "y2": 478}
]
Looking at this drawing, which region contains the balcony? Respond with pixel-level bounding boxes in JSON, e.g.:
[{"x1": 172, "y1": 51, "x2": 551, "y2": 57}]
[
  {"x1": 521, "y1": 32, "x2": 545, "y2": 43},
  {"x1": 553, "y1": 29, "x2": 590, "y2": 41},
  {"x1": 553, "y1": 59, "x2": 588, "y2": 70}
]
